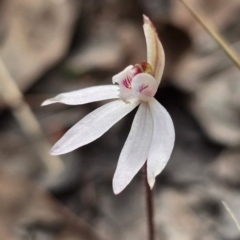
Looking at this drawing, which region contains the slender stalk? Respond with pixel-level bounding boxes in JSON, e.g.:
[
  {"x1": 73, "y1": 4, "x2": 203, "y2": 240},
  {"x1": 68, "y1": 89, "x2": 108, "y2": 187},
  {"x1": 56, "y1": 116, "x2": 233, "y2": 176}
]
[
  {"x1": 143, "y1": 163, "x2": 155, "y2": 240},
  {"x1": 179, "y1": 0, "x2": 240, "y2": 69}
]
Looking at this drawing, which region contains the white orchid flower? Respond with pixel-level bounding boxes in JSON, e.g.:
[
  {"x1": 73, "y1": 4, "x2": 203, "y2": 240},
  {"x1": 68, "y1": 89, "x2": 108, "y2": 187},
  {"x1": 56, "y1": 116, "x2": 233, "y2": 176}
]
[{"x1": 42, "y1": 15, "x2": 175, "y2": 194}]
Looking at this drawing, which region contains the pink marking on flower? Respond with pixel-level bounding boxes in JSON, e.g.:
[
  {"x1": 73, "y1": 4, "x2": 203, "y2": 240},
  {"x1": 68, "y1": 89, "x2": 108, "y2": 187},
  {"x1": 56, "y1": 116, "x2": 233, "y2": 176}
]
[
  {"x1": 123, "y1": 75, "x2": 132, "y2": 89},
  {"x1": 139, "y1": 85, "x2": 148, "y2": 92}
]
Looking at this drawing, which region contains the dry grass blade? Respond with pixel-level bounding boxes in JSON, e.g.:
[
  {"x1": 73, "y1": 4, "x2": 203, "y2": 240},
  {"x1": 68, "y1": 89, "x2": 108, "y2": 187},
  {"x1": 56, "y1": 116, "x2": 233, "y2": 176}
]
[
  {"x1": 179, "y1": 0, "x2": 240, "y2": 69},
  {"x1": 0, "y1": 58, "x2": 64, "y2": 174},
  {"x1": 222, "y1": 201, "x2": 240, "y2": 232}
]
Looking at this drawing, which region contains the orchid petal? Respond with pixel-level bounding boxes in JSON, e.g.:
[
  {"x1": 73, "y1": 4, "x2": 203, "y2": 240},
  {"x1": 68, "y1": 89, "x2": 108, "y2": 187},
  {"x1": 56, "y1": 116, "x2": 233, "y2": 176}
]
[
  {"x1": 147, "y1": 98, "x2": 175, "y2": 188},
  {"x1": 143, "y1": 15, "x2": 165, "y2": 84},
  {"x1": 113, "y1": 103, "x2": 153, "y2": 194},
  {"x1": 50, "y1": 99, "x2": 140, "y2": 155},
  {"x1": 131, "y1": 73, "x2": 158, "y2": 102},
  {"x1": 112, "y1": 65, "x2": 134, "y2": 101},
  {"x1": 112, "y1": 65, "x2": 133, "y2": 84},
  {"x1": 42, "y1": 85, "x2": 119, "y2": 106}
]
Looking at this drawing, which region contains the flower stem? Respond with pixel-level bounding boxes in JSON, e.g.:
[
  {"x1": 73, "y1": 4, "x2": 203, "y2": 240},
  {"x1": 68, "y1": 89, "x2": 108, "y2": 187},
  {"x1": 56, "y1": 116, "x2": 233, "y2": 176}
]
[{"x1": 143, "y1": 163, "x2": 155, "y2": 240}]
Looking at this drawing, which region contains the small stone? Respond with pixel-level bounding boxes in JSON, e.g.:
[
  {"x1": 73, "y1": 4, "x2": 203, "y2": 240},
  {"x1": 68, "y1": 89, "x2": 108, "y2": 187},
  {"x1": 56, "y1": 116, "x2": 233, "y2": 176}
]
[
  {"x1": 1, "y1": 0, "x2": 80, "y2": 91},
  {"x1": 209, "y1": 148, "x2": 240, "y2": 186}
]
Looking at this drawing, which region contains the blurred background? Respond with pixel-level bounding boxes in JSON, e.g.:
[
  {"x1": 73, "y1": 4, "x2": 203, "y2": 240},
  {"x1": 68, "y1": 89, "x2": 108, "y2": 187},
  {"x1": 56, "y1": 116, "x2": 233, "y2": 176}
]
[{"x1": 0, "y1": 0, "x2": 240, "y2": 239}]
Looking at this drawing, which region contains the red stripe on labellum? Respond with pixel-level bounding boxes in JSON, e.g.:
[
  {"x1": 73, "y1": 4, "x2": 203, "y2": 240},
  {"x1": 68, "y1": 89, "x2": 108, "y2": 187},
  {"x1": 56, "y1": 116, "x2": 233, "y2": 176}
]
[
  {"x1": 123, "y1": 75, "x2": 132, "y2": 89},
  {"x1": 139, "y1": 85, "x2": 148, "y2": 92}
]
